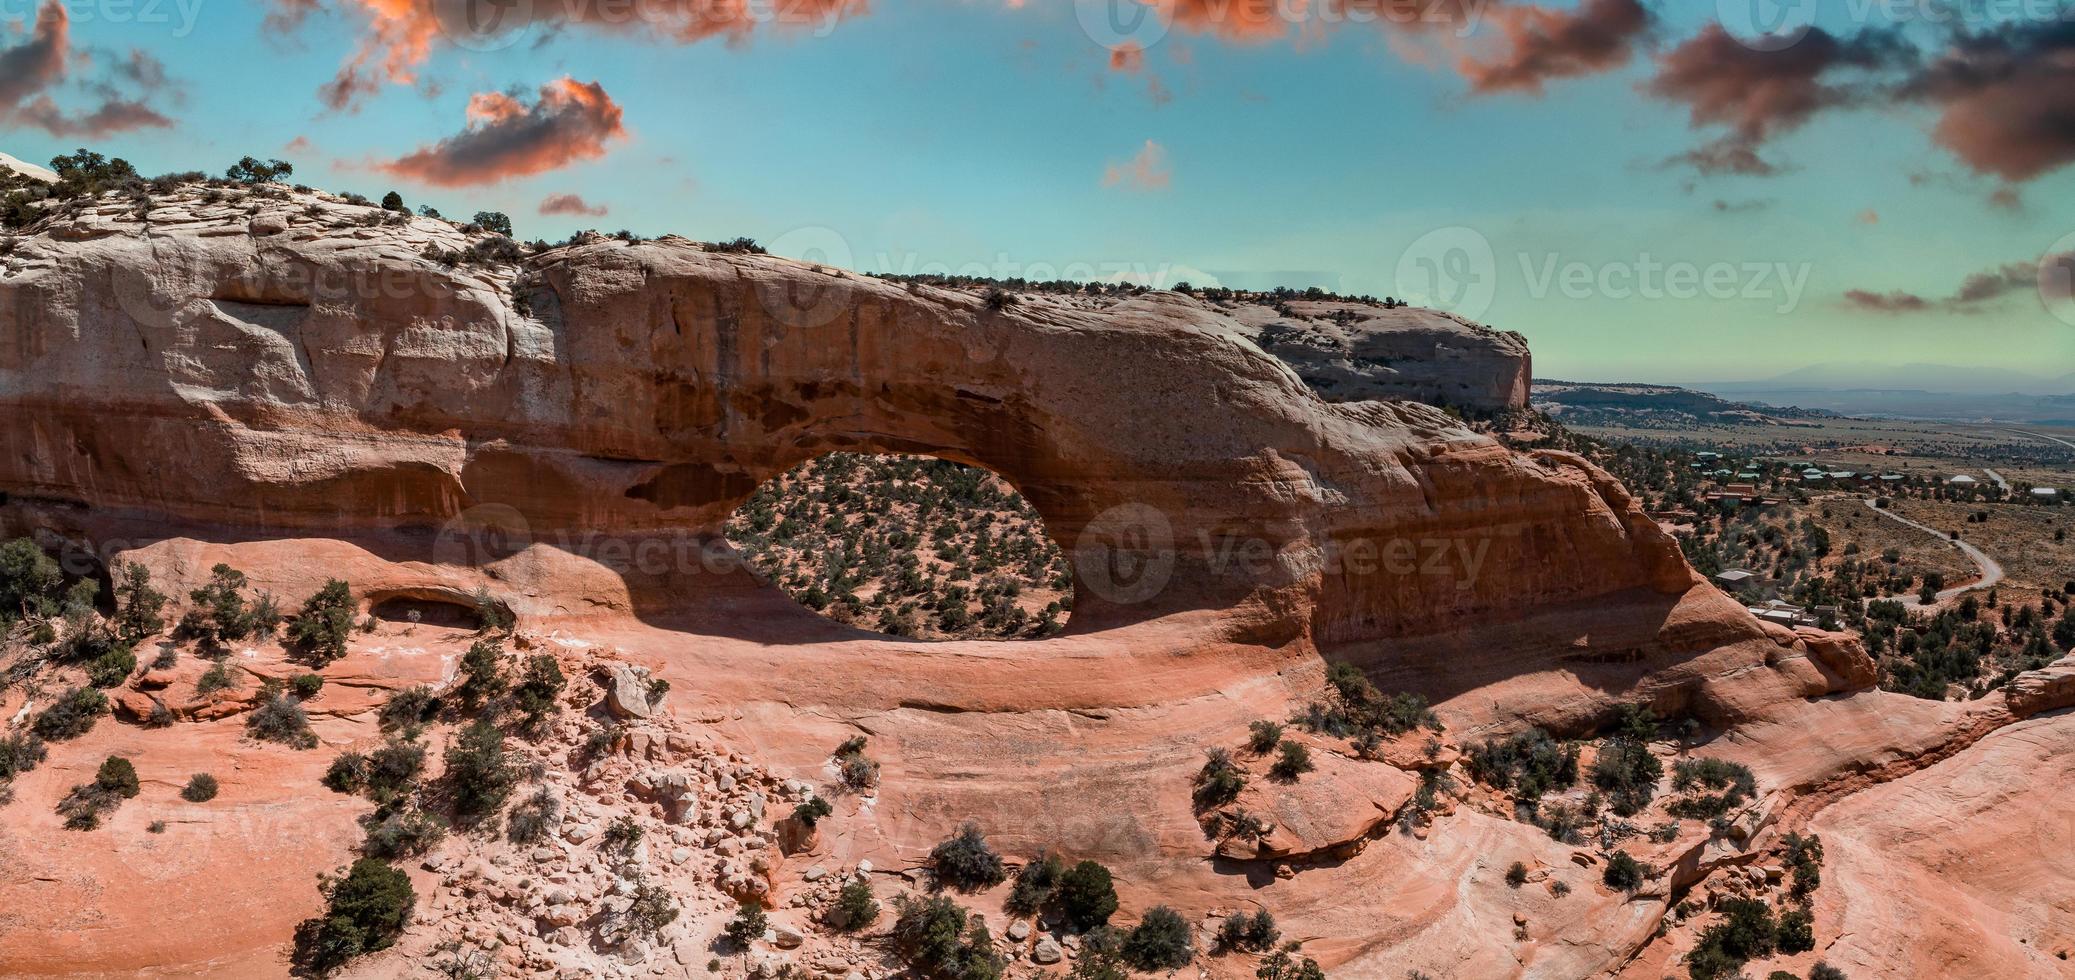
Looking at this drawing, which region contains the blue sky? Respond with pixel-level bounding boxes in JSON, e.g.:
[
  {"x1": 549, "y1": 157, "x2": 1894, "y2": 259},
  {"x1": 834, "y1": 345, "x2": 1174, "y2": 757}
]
[{"x1": 6, "y1": 0, "x2": 2075, "y2": 384}]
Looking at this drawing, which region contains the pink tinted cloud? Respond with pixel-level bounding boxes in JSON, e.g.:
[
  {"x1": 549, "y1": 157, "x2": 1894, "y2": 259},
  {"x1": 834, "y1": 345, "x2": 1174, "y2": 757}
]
[
  {"x1": 1103, "y1": 139, "x2": 1172, "y2": 191},
  {"x1": 378, "y1": 78, "x2": 627, "y2": 188}
]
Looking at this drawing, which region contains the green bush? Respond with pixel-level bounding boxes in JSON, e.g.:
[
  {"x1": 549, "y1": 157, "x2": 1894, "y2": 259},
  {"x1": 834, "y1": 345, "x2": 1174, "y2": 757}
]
[
  {"x1": 360, "y1": 804, "x2": 446, "y2": 859},
  {"x1": 379, "y1": 685, "x2": 437, "y2": 731},
  {"x1": 1215, "y1": 908, "x2": 1279, "y2": 952},
  {"x1": 929, "y1": 822, "x2": 1006, "y2": 891},
  {"x1": 85, "y1": 643, "x2": 137, "y2": 687},
  {"x1": 113, "y1": 561, "x2": 168, "y2": 641},
  {"x1": 96, "y1": 756, "x2": 140, "y2": 797},
  {"x1": 290, "y1": 673, "x2": 325, "y2": 699},
  {"x1": 287, "y1": 580, "x2": 356, "y2": 664},
  {"x1": 1194, "y1": 747, "x2": 1245, "y2": 809},
  {"x1": 324, "y1": 751, "x2": 370, "y2": 794},
  {"x1": 454, "y1": 640, "x2": 506, "y2": 711},
  {"x1": 833, "y1": 877, "x2": 879, "y2": 931},
  {"x1": 0, "y1": 537, "x2": 64, "y2": 625},
  {"x1": 1465, "y1": 728, "x2": 1579, "y2": 802},
  {"x1": 1687, "y1": 898, "x2": 1776, "y2": 980},
  {"x1": 1121, "y1": 905, "x2": 1194, "y2": 970},
  {"x1": 512, "y1": 654, "x2": 566, "y2": 730},
  {"x1": 1809, "y1": 964, "x2": 1848, "y2": 980},
  {"x1": 34, "y1": 687, "x2": 108, "y2": 741},
  {"x1": 1006, "y1": 851, "x2": 1063, "y2": 915},
  {"x1": 1055, "y1": 859, "x2": 1118, "y2": 930},
  {"x1": 1254, "y1": 944, "x2": 1327, "y2": 980},
  {"x1": 506, "y1": 785, "x2": 558, "y2": 844},
  {"x1": 723, "y1": 899, "x2": 767, "y2": 948},
  {"x1": 443, "y1": 718, "x2": 515, "y2": 821},
  {"x1": 182, "y1": 772, "x2": 219, "y2": 802},
  {"x1": 0, "y1": 733, "x2": 48, "y2": 780},
  {"x1": 792, "y1": 796, "x2": 833, "y2": 828},
  {"x1": 1603, "y1": 850, "x2": 1644, "y2": 891},
  {"x1": 889, "y1": 894, "x2": 1003, "y2": 980},
  {"x1": 294, "y1": 858, "x2": 415, "y2": 973},
  {"x1": 196, "y1": 660, "x2": 239, "y2": 696},
  {"x1": 1590, "y1": 736, "x2": 1663, "y2": 817},
  {"x1": 1270, "y1": 740, "x2": 1314, "y2": 781},
  {"x1": 247, "y1": 691, "x2": 319, "y2": 749},
  {"x1": 1246, "y1": 720, "x2": 1284, "y2": 754},
  {"x1": 1505, "y1": 861, "x2": 1529, "y2": 888}
]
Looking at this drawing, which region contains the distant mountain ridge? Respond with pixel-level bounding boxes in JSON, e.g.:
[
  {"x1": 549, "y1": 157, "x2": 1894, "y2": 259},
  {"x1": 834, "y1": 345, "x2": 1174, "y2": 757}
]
[{"x1": 1531, "y1": 379, "x2": 1836, "y2": 428}]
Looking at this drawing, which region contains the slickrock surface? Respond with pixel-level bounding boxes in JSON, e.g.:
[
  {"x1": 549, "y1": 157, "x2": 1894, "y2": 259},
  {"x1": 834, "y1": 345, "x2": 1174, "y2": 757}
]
[{"x1": 0, "y1": 185, "x2": 2061, "y2": 979}]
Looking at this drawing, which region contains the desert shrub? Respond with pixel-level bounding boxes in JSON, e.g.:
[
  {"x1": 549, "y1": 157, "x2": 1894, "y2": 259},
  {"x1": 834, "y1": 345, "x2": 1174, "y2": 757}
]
[
  {"x1": 324, "y1": 751, "x2": 371, "y2": 794},
  {"x1": 1121, "y1": 905, "x2": 1194, "y2": 970},
  {"x1": 113, "y1": 561, "x2": 168, "y2": 641},
  {"x1": 1466, "y1": 728, "x2": 1579, "y2": 801},
  {"x1": 1194, "y1": 746, "x2": 1245, "y2": 809},
  {"x1": 380, "y1": 191, "x2": 406, "y2": 212},
  {"x1": 601, "y1": 814, "x2": 644, "y2": 855},
  {"x1": 1603, "y1": 850, "x2": 1644, "y2": 891},
  {"x1": 225, "y1": 157, "x2": 293, "y2": 184},
  {"x1": 471, "y1": 211, "x2": 513, "y2": 237},
  {"x1": 1216, "y1": 908, "x2": 1279, "y2": 952},
  {"x1": 1056, "y1": 859, "x2": 1118, "y2": 930},
  {"x1": 1590, "y1": 736, "x2": 1663, "y2": 817},
  {"x1": 1254, "y1": 943, "x2": 1328, "y2": 980},
  {"x1": 186, "y1": 563, "x2": 256, "y2": 643},
  {"x1": 294, "y1": 858, "x2": 415, "y2": 974},
  {"x1": 1776, "y1": 907, "x2": 1814, "y2": 955},
  {"x1": 506, "y1": 785, "x2": 558, "y2": 844},
  {"x1": 1006, "y1": 850, "x2": 1063, "y2": 915},
  {"x1": 290, "y1": 672, "x2": 325, "y2": 699},
  {"x1": 1667, "y1": 758, "x2": 1757, "y2": 820},
  {"x1": 834, "y1": 735, "x2": 880, "y2": 790},
  {"x1": 1270, "y1": 740, "x2": 1314, "y2": 781},
  {"x1": 713, "y1": 237, "x2": 766, "y2": 254},
  {"x1": 85, "y1": 643, "x2": 137, "y2": 687},
  {"x1": 1505, "y1": 861, "x2": 1529, "y2": 888},
  {"x1": 889, "y1": 893, "x2": 1004, "y2": 980},
  {"x1": 723, "y1": 899, "x2": 767, "y2": 948},
  {"x1": 0, "y1": 733, "x2": 48, "y2": 780},
  {"x1": 96, "y1": 755, "x2": 140, "y2": 797},
  {"x1": 834, "y1": 877, "x2": 880, "y2": 931},
  {"x1": 196, "y1": 659, "x2": 239, "y2": 695},
  {"x1": 361, "y1": 803, "x2": 446, "y2": 859},
  {"x1": 0, "y1": 537, "x2": 64, "y2": 625},
  {"x1": 288, "y1": 580, "x2": 356, "y2": 665},
  {"x1": 248, "y1": 691, "x2": 319, "y2": 749},
  {"x1": 1246, "y1": 720, "x2": 1284, "y2": 754},
  {"x1": 1686, "y1": 898, "x2": 1776, "y2": 980},
  {"x1": 512, "y1": 654, "x2": 566, "y2": 730},
  {"x1": 1782, "y1": 832, "x2": 1823, "y2": 896},
  {"x1": 1809, "y1": 964, "x2": 1848, "y2": 980},
  {"x1": 620, "y1": 874, "x2": 679, "y2": 939},
  {"x1": 57, "y1": 756, "x2": 139, "y2": 829},
  {"x1": 792, "y1": 796, "x2": 833, "y2": 828},
  {"x1": 444, "y1": 719, "x2": 515, "y2": 820},
  {"x1": 1308, "y1": 661, "x2": 1441, "y2": 737},
  {"x1": 930, "y1": 822, "x2": 1006, "y2": 891},
  {"x1": 362, "y1": 738, "x2": 427, "y2": 803},
  {"x1": 471, "y1": 586, "x2": 514, "y2": 634},
  {"x1": 454, "y1": 640, "x2": 506, "y2": 711},
  {"x1": 379, "y1": 685, "x2": 437, "y2": 731},
  {"x1": 182, "y1": 772, "x2": 219, "y2": 802},
  {"x1": 34, "y1": 687, "x2": 108, "y2": 740}
]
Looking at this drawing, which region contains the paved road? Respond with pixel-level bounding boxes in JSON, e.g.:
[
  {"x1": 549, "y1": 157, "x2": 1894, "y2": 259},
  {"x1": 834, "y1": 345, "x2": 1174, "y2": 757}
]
[
  {"x1": 1860, "y1": 497, "x2": 2004, "y2": 610},
  {"x1": 1983, "y1": 467, "x2": 2010, "y2": 491},
  {"x1": 2004, "y1": 427, "x2": 2075, "y2": 453}
]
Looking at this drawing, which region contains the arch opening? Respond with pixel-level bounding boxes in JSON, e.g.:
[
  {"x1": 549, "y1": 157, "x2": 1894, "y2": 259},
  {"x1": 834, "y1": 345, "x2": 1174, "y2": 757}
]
[
  {"x1": 367, "y1": 591, "x2": 485, "y2": 631},
  {"x1": 722, "y1": 452, "x2": 1075, "y2": 640}
]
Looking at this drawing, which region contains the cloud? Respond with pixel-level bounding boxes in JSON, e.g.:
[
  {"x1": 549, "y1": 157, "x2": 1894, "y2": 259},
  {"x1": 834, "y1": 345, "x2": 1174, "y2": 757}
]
[
  {"x1": 1988, "y1": 186, "x2": 2023, "y2": 212},
  {"x1": 0, "y1": 1, "x2": 176, "y2": 137},
  {"x1": 1646, "y1": 23, "x2": 1912, "y2": 177},
  {"x1": 1103, "y1": 139, "x2": 1172, "y2": 191},
  {"x1": 377, "y1": 77, "x2": 627, "y2": 187},
  {"x1": 1902, "y1": 20, "x2": 2075, "y2": 183},
  {"x1": 539, "y1": 192, "x2": 608, "y2": 217},
  {"x1": 1842, "y1": 253, "x2": 2073, "y2": 314},
  {"x1": 1458, "y1": 0, "x2": 1654, "y2": 95},
  {"x1": 1855, "y1": 209, "x2": 1879, "y2": 225},
  {"x1": 298, "y1": 0, "x2": 868, "y2": 112}
]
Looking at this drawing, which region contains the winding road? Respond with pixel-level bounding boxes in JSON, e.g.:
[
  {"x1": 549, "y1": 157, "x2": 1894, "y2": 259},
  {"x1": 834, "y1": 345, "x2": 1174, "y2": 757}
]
[{"x1": 1860, "y1": 497, "x2": 2004, "y2": 609}]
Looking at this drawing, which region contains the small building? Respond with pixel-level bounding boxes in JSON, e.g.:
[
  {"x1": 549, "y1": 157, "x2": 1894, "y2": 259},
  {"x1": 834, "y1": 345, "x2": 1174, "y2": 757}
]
[
  {"x1": 2032, "y1": 487, "x2": 2062, "y2": 500},
  {"x1": 1716, "y1": 569, "x2": 1757, "y2": 587},
  {"x1": 1948, "y1": 475, "x2": 1979, "y2": 486},
  {"x1": 1724, "y1": 483, "x2": 1759, "y2": 498},
  {"x1": 1746, "y1": 599, "x2": 1819, "y2": 628}
]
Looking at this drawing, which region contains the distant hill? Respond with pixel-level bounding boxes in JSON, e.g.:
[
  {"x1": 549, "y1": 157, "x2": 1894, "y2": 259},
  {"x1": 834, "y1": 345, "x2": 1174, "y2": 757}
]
[{"x1": 1532, "y1": 379, "x2": 1837, "y2": 428}]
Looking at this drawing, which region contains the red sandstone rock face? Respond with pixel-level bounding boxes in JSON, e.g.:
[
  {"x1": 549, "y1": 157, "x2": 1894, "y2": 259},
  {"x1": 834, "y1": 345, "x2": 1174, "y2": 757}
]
[{"x1": 0, "y1": 189, "x2": 1967, "y2": 980}]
